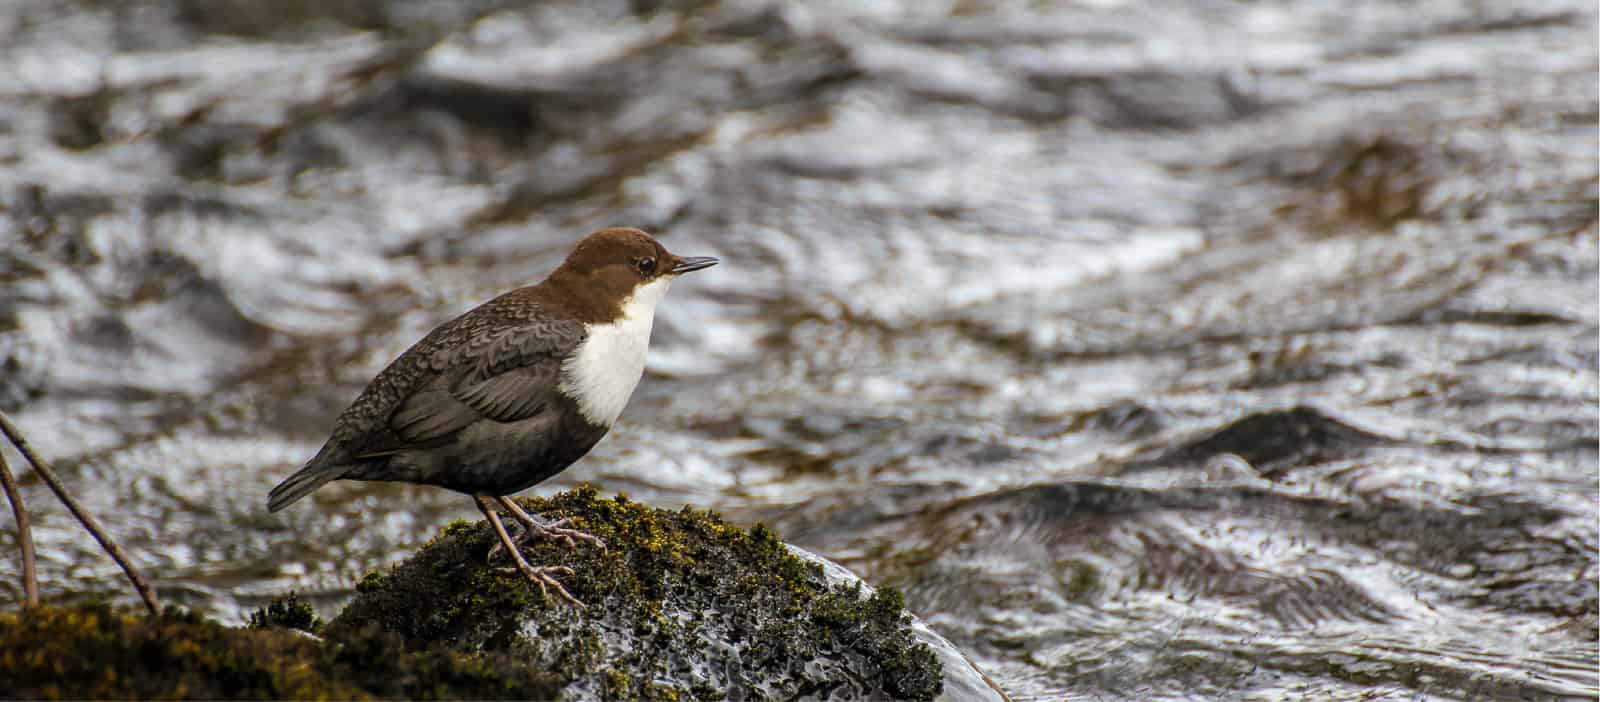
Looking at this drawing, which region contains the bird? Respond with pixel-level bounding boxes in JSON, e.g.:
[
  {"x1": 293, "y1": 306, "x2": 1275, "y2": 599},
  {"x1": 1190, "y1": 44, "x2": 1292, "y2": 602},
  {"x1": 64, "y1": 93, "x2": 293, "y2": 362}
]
[{"x1": 266, "y1": 227, "x2": 717, "y2": 606}]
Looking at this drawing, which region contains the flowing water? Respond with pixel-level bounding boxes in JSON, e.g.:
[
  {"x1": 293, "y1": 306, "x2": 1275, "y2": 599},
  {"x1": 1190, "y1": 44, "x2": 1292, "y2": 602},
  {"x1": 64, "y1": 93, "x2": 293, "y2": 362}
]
[{"x1": 1, "y1": 1, "x2": 1596, "y2": 699}]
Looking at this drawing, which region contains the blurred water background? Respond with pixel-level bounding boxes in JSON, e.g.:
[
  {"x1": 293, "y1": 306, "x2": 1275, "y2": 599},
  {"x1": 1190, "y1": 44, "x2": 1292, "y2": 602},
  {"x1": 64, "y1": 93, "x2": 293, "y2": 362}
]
[{"x1": 1, "y1": 1, "x2": 1596, "y2": 699}]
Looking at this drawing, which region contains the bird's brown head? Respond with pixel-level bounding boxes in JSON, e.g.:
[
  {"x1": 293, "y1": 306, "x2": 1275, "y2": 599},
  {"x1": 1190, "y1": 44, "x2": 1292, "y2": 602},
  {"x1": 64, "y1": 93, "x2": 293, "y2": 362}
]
[{"x1": 545, "y1": 227, "x2": 717, "y2": 322}]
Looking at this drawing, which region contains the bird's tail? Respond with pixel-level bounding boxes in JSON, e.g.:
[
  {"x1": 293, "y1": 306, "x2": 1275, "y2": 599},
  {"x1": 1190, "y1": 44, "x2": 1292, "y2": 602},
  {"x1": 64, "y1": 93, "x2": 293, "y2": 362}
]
[{"x1": 266, "y1": 463, "x2": 343, "y2": 513}]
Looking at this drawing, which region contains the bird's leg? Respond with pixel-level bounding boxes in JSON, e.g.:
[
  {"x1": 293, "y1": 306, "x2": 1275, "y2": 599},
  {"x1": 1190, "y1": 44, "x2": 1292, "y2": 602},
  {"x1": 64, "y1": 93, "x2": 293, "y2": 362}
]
[
  {"x1": 495, "y1": 495, "x2": 607, "y2": 550},
  {"x1": 475, "y1": 495, "x2": 583, "y2": 608}
]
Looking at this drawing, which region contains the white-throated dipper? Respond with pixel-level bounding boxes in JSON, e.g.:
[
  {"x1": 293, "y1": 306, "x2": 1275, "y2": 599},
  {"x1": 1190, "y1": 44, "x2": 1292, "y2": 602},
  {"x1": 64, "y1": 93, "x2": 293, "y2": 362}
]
[{"x1": 266, "y1": 227, "x2": 717, "y2": 606}]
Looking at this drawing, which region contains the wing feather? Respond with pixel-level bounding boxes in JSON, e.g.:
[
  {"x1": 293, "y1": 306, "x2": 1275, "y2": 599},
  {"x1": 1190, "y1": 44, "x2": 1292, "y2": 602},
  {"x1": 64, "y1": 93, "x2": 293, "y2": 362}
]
[
  {"x1": 452, "y1": 365, "x2": 555, "y2": 421},
  {"x1": 378, "y1": 315, "x2": 583, "y2": 447},
  {"x1": 389, "y1": 388, "x2": 480, "y2": 444}
]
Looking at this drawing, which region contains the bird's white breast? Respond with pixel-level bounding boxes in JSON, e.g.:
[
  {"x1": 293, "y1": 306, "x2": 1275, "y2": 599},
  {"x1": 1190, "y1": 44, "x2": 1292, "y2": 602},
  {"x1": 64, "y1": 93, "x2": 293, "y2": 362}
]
[{"x1": 559, "y1": 277, "x2": 672, "y2": 427}]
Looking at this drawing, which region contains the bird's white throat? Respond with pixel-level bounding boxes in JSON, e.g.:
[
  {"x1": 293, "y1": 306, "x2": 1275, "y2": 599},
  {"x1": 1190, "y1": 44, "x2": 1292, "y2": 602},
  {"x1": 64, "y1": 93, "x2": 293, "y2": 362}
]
[{"x1": 560, "y1": 276, "x2": 673, "y2": 426}]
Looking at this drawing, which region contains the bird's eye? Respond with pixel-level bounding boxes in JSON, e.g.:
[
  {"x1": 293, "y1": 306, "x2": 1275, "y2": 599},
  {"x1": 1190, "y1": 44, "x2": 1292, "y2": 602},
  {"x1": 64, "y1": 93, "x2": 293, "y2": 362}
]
[{"x1": 636, "y1": 257, "x2": 656, "y2": 276}]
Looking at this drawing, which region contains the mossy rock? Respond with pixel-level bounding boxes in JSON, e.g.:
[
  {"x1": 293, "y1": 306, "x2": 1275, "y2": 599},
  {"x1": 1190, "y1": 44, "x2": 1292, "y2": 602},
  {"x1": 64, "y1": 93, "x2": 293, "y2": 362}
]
[
  {"x1": 327, "y1": 485, "x2": 944, "y2": 701},
  {"x1": 0, "y1": 603, "x2": 564, "y2": 699},
  {"x1": 0, "y1": 489, "x2": 950, "y2": 700}
]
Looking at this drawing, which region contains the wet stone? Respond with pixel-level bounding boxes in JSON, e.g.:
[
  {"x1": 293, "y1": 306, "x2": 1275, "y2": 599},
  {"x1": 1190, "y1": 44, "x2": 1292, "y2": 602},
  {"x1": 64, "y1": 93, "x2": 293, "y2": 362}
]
[
  {"x1": 328, "y1": 486, "x2": 949, "y2": 701},
  {"x1": 0, "y1": 489, "x2": 973, "y2": 701}
]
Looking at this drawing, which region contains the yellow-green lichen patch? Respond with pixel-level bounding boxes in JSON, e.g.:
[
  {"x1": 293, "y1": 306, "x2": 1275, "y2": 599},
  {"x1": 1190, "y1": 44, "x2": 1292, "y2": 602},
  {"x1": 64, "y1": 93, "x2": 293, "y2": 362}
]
[{"x1": 328, "y1": 485, "x2": 943, "y2": 700}]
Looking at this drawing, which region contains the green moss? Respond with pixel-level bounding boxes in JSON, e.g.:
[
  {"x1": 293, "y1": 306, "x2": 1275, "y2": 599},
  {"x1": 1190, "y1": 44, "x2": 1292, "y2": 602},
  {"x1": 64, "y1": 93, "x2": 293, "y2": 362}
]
[
  {"x1": 0, "y1": 604, "x2": 355, "y2": 700},
  {"x1": 356, "y1": 568, "x2": 386, "y2": 594},
  {"x1": 0, "y1": 604, "x2": 566, "y2": 700},
  {"x1": 439, "y1": 518, "x2": 476, "y2": 538},
  {"x1": 246, "y1": 591, "x2": 321, "y2": 633},
  {"x1": 329, "y1": 485, "x2": 943, "y2": 701}
]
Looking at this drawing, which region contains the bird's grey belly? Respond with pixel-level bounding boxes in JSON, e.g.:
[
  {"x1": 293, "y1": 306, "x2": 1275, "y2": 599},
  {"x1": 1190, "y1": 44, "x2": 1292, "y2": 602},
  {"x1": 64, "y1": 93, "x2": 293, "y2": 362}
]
[{"x1": 377, "y1": 412, "x2": 608, "y2": 495}]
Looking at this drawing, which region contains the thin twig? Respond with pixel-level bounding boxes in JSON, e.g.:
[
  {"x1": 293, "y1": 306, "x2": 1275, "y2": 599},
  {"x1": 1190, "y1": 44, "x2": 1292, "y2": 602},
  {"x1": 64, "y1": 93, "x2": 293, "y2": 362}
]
[
  {"x1": 0, "y1": 449, "x2": 38, "y2": 609},
  {"x1": 0, "y1": 411, "x2": 159, "y2": 616}
]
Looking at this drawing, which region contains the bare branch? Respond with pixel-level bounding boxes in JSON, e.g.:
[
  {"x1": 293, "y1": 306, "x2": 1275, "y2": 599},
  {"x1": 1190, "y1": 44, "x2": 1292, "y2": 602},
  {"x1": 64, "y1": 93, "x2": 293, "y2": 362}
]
[
  {"x1": 0, "y1": 411, "x2": 160, "y2": 616},
  {"x1": 0, "y1": 449, "x2": 38, "y2": 609}
]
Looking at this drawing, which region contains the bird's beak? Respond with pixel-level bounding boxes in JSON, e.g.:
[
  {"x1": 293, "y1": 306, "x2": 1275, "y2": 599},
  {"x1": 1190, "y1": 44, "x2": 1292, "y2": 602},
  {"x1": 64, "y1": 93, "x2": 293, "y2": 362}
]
[{"x1": 671, "y1": 256, "x2": 719, "y2": 274}]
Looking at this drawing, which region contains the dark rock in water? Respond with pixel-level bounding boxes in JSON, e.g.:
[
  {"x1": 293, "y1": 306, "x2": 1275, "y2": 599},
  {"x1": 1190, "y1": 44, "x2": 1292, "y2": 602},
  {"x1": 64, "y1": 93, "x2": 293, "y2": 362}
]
[
  {"x1": 0, "y1": 489, "x2": 979, "y2": 700},
  {"x1": 1130, "y1": 406, "x2": 1387, "y2": 473},
  {"x1": 328, "y1": 485, "x2": 948, "y2": 701},
  {"x1": 788, "y1": 545, "x2": 1011, "y2": 702}
]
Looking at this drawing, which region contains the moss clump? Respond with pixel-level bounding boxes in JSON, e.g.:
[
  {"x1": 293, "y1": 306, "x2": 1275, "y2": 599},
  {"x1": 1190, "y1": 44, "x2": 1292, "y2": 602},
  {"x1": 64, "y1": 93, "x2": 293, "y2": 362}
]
[
  {"x1": 0, "y1": 604, "x2": 565, "y2": 699},
  {"x1": 246, "y1": 591, "x2": 321, "y2": 633},
  {"x1": 329, "y1": 485, "x2": 943, "y2": 701},
  {"x1": 0, "y1": 604, "x2": 353, "y2": 700}
]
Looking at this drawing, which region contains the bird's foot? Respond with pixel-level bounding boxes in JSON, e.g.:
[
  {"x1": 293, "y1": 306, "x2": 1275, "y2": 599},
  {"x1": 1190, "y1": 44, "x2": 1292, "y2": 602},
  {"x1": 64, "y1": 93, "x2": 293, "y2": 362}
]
[
  {"x1": 477, "y1": 494, "x2": 585, "y2": 608},
  {"x1": 519, "y1": 517, "x2": 607, "y2": 550},
  {"x1": 496, "y1": 497, "x2": 607, "y2": 550},
  {"x1": 495, "y1": 560, "x2": 583, "y2": 608},
  {"x1": 486, "y1": 518, "x2": 606, "y2": 564}
]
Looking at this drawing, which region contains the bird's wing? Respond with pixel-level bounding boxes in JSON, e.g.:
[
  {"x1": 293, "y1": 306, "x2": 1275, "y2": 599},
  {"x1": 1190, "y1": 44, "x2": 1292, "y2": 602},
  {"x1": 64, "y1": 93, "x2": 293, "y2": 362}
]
[{"x1": 382, "y1": 316, "x2": 584, "y2": 448}]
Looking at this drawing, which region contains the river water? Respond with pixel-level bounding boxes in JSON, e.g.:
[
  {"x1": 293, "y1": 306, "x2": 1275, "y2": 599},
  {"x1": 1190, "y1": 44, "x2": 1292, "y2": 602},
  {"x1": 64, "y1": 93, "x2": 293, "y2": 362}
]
[{"x1": 1, "y1": 1, "x2": 1596, "y2": 699}]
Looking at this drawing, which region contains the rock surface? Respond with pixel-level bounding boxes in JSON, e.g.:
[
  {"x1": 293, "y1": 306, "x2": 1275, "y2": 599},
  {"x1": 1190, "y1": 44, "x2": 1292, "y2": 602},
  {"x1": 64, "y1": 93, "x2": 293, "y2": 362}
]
[
  {"x1": 0, "y1": 488, "x2": 972, "y2": 700},
  {"x1": 330, "y1": 486, "x2": 946, "y2": 700}
]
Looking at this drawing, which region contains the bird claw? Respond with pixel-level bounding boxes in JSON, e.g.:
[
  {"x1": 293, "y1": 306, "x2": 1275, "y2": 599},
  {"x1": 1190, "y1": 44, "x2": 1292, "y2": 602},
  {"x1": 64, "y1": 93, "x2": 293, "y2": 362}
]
[
  {"x1": 531, "y1": 519, "x2": 607, "y2": 550},
  {"x1": 496, "y1": 563, "x2": 584, "y2": 608},
  {"x1": 502, "y1": 509, "x2": 607, "y2": 551},
  {"x1": 485, "y1": 520, "x2": 603, "y2": 563},
  {"x1": 478, "y1": 495, "x2": 585, "y2": 608}
]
